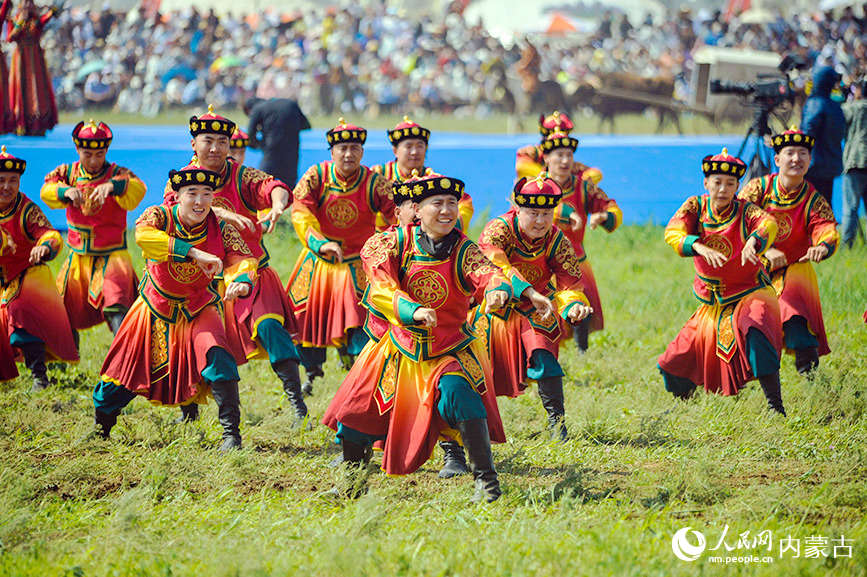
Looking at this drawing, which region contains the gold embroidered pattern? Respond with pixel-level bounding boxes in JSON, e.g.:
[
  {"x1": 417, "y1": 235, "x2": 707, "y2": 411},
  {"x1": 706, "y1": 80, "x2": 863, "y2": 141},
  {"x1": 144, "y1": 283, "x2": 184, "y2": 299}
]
[
  {"x1": 674, "y1": 196, "x2": 700, "y2": 219},
  {"x1": 554, "y1": 237, "x2": 582, "y2": 277},
  {"x1": 479, "y1": 218, "x2": 512, "y2": 248},
  {"x1": 292, "y1": 167, "x2": 320, "y2": 201},
  {"x1": 79, "y1": 184, "x2": 103, "y2": 217},
  {"x1": 150, "y1": 317, "x2": 168, "y2": 366},
  {"x1": 222, "y1": 223, "x2": 252, "y2": 256},
  {"x1": 325, "y1": 198, "x2": 359, "y2": 229},
  {"x1": 514, "y1": 262, "x2": 543, "y2": 284},
  {"x1": 137, "y1": 206, "x2": 167, "y2": 229},
  {"x1": 372, "y1": 174, "x2": 393, "y2": 202},
  {"x1": 375, "y1": 354, "x2": 398, "y2": 415},
  {"x1": 463, "y1": 242, "x2": 501, "y2": 279},
  {"x1": 168, "y1": 261, "x2": 202, "y2": 284},
  {"x1": 289, "y1": 255, "x2": 314, "y2": 302},
  {"x1": 813, "y1": 195, "x2": 837, "y2": 224},
  {"x1": 739, "y1": 177, "x2": 765, "y2": 205},
  {"x1": 771, "y1": 269, "x2": 785, "y2": 296},
  {"x1": 90, "y1": 257, "x2": 106, "y2": 300},
  {"x1": 212, "y1": 196, "x2": 235, "y2": 213},
  {"x1": 44, "y1": 164, "x2": 70, "y2": 184},
  {"x1": 25, "y1": 204, "x2": 53, "y2": 232},
  {"x1": 241, "y1": 167, "x2": 269, "y2": 188},
  {"x1": 716, "y1": 302, "x2": 737, "y2": 361},
  {"x1": 703, "y1": 233, "x2": 733, "y2": 259},
  {"x1": 350, "y1": 260, "x2": 368, "y2": 293},
  {"x1": 456, "y1": 348, "x2": 485, "y2": 391},
  {"x1": 773, "y1": 210, "x2": 792, "y2": 242},
  {"x1": 407, "y1": 269, "x2": 448, "y2": 309},
  {"x1": 473, "y1": 312, "x2": 489, "y2": 351},
  {"x1": 0, "y1": 276, "x2": 20, "y2": 305},
  {"x1": 360, "y1": 230, "x2": 399, "y2": 269}
]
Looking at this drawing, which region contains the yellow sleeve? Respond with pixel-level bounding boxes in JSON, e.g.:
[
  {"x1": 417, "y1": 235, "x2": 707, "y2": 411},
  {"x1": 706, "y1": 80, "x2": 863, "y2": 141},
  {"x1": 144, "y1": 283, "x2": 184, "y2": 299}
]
[
  {"x1": 360, "y1": 229, "x2": 422, "y2": 326},
  {"x1": 134, "y1": 206, "x2": 179, "y2": 262},
  {"x1": 40, "y1": 164, "x2": 72, "y2": 209},
  {"x1": 458, "y1": 192, "x2": 474, "y2": 232},
  {"x1": 290, "y1": 165, "x2": 328, "y2": 251},
  {"x1": 664, "y1": 197, "x2": 701, "y2": 257},
  {"x1": 0, "y1": 228, "x2": 9, "y2": 256},
  {"x1": 110, "y1": 166, "x2": 147, "y2": 211}
]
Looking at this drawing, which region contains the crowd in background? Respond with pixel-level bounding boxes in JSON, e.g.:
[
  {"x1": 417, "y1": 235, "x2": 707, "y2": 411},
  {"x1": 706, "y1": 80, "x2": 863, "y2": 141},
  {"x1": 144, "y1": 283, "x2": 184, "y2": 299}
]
[{"x1": 32, "y1": 0, "x2": 867, "y2": 118}]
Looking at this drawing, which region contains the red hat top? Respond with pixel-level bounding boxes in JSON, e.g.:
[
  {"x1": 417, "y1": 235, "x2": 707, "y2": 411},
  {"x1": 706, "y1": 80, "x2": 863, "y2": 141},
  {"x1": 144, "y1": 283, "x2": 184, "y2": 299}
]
[
  {"x1": 512, "y1": 174, "x2": 562, "y2": 208},
  {"x1": 189, "y1": 104, "x2": 236, "y2": 138},
  {"x1": 701, "y1": 148, "x2": 747, "y2": 180},
  {"x1": 538, "y1": 111, "x2": 574, "y2": 137},
  {"x1": 72, "y1": 119, "x2": 113, "y2": 149},
  {"x1": 388, "y1": 115, "x2": 431, "y2": 146},
  {"x1": 326, "y1": 117, "x2": 367, "y2": 148},
  {"x1": 0, "y1": 145, "x2": 26, "y2": 174},
  {"x1": 230, "y1": 127, "x2": 249, "y2": 149}
]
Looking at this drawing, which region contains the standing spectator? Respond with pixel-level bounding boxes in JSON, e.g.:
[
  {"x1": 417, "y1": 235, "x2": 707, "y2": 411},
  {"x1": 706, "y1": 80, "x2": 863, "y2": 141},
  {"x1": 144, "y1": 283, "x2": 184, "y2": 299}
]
[
  {"x1": 244, "y1": 97, "x2": 311, "y2": 189},
  {"x1": 801, "y1": 66, "x2": 846, "y2": 204},
  {"x1": 6, "y1": 0, "x2": 58, "y2": 136},
  {"x1": 841, "y1": 78, "x2": 867, "y2": 247}
]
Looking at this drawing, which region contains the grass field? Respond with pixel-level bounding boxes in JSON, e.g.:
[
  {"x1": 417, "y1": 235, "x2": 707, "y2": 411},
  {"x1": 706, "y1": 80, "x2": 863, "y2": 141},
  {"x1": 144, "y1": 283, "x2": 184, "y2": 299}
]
[{"x1": 1, "y1": 219, "x2": 866, "y2": 576}]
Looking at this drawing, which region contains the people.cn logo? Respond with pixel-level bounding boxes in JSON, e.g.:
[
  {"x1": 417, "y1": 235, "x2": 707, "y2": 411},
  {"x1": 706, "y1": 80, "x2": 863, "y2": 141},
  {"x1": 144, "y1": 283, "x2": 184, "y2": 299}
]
[{"x1": 672, "y1": 527, "x2": 707, "y2": 561}]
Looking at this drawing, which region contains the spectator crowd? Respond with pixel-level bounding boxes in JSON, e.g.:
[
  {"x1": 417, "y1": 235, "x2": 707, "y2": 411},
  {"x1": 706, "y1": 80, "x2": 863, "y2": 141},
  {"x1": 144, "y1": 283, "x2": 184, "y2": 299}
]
[{"x1": 33, "y1": 0, "x2": 867, "y2": 118}]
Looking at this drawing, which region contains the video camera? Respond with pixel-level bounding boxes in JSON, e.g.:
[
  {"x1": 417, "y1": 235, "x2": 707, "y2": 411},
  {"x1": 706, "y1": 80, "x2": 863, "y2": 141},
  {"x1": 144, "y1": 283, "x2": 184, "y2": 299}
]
[{"x1": 708, "y1": 53, "x2": 808, "y2": 110}]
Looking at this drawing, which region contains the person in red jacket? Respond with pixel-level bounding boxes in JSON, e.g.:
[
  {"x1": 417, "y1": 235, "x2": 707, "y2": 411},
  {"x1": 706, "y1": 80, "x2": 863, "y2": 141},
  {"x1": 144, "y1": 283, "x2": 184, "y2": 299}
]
[
  {"x1": 0, "y1": 146, "x2": 78, "y2": 391},
  {"x1": 41, "y1": 120, "x2": 146, "y2": 342},
  {"x1": 659, "y1": 149, "x2": 785, "y2": 414}
]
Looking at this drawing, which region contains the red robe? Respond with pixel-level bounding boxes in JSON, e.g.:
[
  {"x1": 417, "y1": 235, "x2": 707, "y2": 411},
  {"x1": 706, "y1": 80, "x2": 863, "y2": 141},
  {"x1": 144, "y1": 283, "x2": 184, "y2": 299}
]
[
  {"x1": 475, "y1": 209, "x2": 587, "y2": 397},
  {"x1": 0, "y1": 192, "x2": 78, "y2": 381},
  {"x1": 323, "y1": 225, "x2": 510, "y2": 476},
  {"x1": 658, "y1": 196, "x2": 782, "y2": 395},
  {"x1": 553, "y1": 173, "x2": 622, "y2": 334},
  {"x1": 99, "y1": 205, "x2": 258, "y2": 406},
  {"x1": 6, "y1": 3, "x2": 57, "y2": 136},
  {"x1": 738, "y1": 175, "x2": 839, "y2": 356},
  {"x1": 286, "y1": 161, "x2": 395, "y2": 348},
  {"x1": 165, "y1": 159, "x2": 297, "y2": 363}
]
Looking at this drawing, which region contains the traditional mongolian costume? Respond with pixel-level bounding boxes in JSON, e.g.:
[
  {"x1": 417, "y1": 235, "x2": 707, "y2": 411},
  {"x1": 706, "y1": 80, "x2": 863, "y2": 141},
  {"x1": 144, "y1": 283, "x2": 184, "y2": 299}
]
[
  {"x1": 285, "y1": 119, "x2": 396, "y2": 386},
  {"x1": 165, "y1": 107, "x2": 307, "y2": 424},
  {"x1": 91, "y1": 167, "x2": 258, "y2": 449},
  {"x1": 322, "y1": 173, "x2": 509, "y2": 502},
  {"x1": 0, "y1": 147, "x2": 77, "y2": 389},
  {"x1": 41, "y1": 121, "x2": 145, "y2": 336},
  {"x1": 475, "y1": 175, "x2": 588, "y2": 439},
  {"x1": 737, "y1": 128, "x2": 839, "y2": 375},
  {"x1": 658, "y1": 149, "x2": 786, "y2": 414},
  {"x1": 546, "y1": 131, "x2": 621, "y2": 351}
]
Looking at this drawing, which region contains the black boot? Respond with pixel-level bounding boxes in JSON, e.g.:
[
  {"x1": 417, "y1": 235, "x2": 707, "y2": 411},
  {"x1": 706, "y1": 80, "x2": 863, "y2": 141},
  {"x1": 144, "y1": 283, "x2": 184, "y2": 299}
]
[
  {"x1": 94, "y1": 408, "x2": 119, "y2": 439},
  {"x1": 21, "y1": 342, "x2": 50, "y2": 392},
  {"x1": 329, "y1": 439, "x2": 372, "y2": 498},
  {"x1": 758, "y1": 372, "x2": 786, "y2": 416},
  {"x1": 438, "y1": 440, "x2": 468, "y2": 478},
  {"x1": 455, "y1": 418, "x2": 501, "y2": 503},
  {"x1": 573, "y1": 322, "x2": 589, "y2": 354},
  {"x1": 537, "y1": 376, "x2": 568, "y2": 442},
  {"x1": 794, "y1": 347, "x2": 819, "y2": 377},
  {"x1": 173, "y1": 403, "x2": 199, "y2": 424},
  {"x1": 301, "y1": 367, "x2": 323, "y2": 397},
  {"x1": 273, "y1": 359, "x2": 309, "y2": 427},
  {"x1": 210, "y1": 380, "x2": 242, "y2": 450},
  {"x1": 105, "y1": 310, "x2": 127, "y2": 334}
]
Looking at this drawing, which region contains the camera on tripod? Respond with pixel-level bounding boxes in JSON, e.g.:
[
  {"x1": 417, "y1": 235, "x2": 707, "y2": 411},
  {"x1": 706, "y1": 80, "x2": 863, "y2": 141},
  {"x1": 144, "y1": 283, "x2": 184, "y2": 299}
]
[{"x1": 709, "y1": 76, "x2": 791, "y2": 109}]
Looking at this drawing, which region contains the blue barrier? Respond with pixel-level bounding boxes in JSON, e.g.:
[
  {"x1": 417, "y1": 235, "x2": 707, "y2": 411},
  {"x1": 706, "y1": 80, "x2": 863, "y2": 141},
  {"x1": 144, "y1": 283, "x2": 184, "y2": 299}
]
[{"x1": 0, "y1": 126, "x2": 843, "y2": 230}]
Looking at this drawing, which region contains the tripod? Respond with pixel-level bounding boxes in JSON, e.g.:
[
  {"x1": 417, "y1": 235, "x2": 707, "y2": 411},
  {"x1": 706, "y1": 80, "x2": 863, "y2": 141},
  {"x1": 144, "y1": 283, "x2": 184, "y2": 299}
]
[{"x1": 735, "y1": 107, "x2": 774, "y2": 184}]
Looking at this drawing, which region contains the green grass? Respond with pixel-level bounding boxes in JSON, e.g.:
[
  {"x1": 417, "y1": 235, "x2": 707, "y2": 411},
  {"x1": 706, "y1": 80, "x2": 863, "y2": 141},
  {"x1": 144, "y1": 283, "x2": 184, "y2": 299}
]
[
  {"x1": 2, "y1": 220, "x2": 866, "y2": 576},
  {"x1": 59, "y1": 109, "x2": 747, "y2": 135}
]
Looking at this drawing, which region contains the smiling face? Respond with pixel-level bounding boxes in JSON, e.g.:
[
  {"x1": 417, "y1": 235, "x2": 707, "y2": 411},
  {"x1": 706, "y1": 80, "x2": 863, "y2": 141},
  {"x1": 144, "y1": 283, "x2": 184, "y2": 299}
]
[
  {"x1": 774, "y1": 146, "x2": 811, "y2": 180},
  {"x1": 331, "y1": 142, "x2": 364, "y2": 176},
  {"x1": 393, "y1": 139, "x2": 426, "y2": 172},
  {"x1": 703, "y1": 174, "x2": 739, "y2": 212},
  {"x1": 192, "y1": 134, "x2": 230, "y2": 171},
  {"x1": 414, "y1": 194, "x2": 459, "y2": 240},
  {"x1": 0, "y1": 172, "x2": 20, "y2": 212},
  {"x1": 176, "y1": 184, "x2": 215, "y2": 226},
  {"x1": 76, "y1": 147, "x2": 108, "y2": 175},
  {"x1": 516, "y1": 206, "x2": 555, "y2": 240}
]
